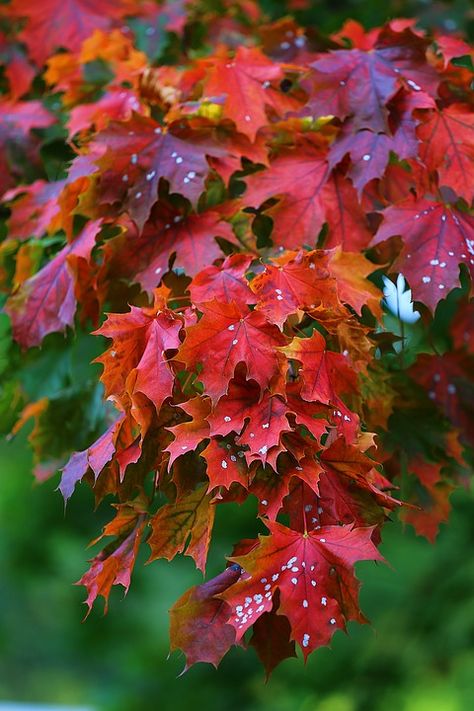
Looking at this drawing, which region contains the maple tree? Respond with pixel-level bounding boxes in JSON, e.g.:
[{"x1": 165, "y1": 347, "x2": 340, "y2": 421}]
[{"x1": 0, "y1": 0, "x2": 473, "y2": 676}]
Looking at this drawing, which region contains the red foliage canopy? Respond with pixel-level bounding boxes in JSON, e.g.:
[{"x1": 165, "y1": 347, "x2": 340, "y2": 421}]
[{"x1": 1, "y1": 0, "x2": 472, "y2": 675}]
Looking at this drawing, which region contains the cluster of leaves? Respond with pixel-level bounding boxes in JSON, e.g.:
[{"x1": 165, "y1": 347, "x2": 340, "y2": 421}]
[{"x1": 0, "y1": 0, "x2": 473, "y2": 674}]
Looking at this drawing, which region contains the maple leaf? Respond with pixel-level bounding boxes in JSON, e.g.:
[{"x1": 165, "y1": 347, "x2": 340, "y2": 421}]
[
  {"x1": 0, "y1": 38, "x2": 36, "y2": 101},
  {"x1": 418, "y1": 105, "x2": 474, "y2": 204},
  {"x1": 59, "y1": 413, "x2": 126, "y2": 502},
  {"x1": 201, "y1": 438, "x2": 249, "y2": 492},
  {"x1": 189, "y1": 254, "x2": 255, "y2": 307},
  {"x1": 99, "y1": 206, "x2": 237, "y2": 294},
  {"x1": 1, "y1": 98, "x2": 55, "y2": 134},
  {"x1": 148, "y1": 486, "x2": 215, "y2": 572},
  {"x1": 94, "y1": 303, "x2": 182, "y2": 417},
  {"x1": 249, "y1": 602, "x2": 297, "y2": 678},
  {"x1": 236, "y1": 393, "x2": 292, "y2": 466},
  {"x1": 178, "y1": 300, "x2": 288, "y2": 403},
  {"x1": 164, "y1": 397, "x2": 211, "y2": 468},
  {"x1": 316, "y1": 466, "x2": 387, "y2": 530},
  {"x1": 78, "y1": 508, "x2": 147, "y2": 614},
  {"x1": 5, "y1": 220, "x2": 102, "y2": 348},
  {"x1": 242, "y1": 146, "x2": 375, "y2": 249},
  {"x1": 249, "y1": 465, "x2": 294, "y2": 521},
  {"x1": 133, "y1": 208, "x2": 237, "y2": 286},
  {"x1": 220, "y1": 520, "x2": 382, "y2": 657},
  {"x1": 10, "y1": 0, "x2": 131, "y2": 66},
  {"x1": 3, "y1": 154, "x2": 100, "y2": 240},
  {"x1": 0, "y1": 99, "x2": 55, "y2": 194},
  {"x1": 306, "y1": 27, "x2": 437, "y2": 132},
  {"x1": 286, "y1": 384, "x2": 332, "y2": 442},
  {"x1": 94, "y1": 114, "x2": 227, "y2": 231},
  {"x1": 327, "y1": 248, "x2": 382, "y2": 318},
  {"x1": 400, "y1": 458, "x2": 453, "y2": 542},
  {"x1": 328, "y1": 91, "x2": 434, "y2": 195},
  {"x1": 250, "y1": 455, "x2": 322, "y2": 521},
  {"x1": 319, "y1": 437, "x2": 401, "y2": 518},
  {"x1": 206, "y1": 375, "x2": 261, "y2": 438},
  {"x1": 66, "y1": 89, "x2": 142, "y2": 138},
  {"x1": 250, "y1": 250, "x2": 341, "y2": 329},
  {"x1": 242, "y1": 145, "x2": 330, "y2": 248},
  {"x1": 3, "y1": 180, "x2": 66, "y2": 241},
  {"x1": 282, "y1": 332, "x2": 359, "y2": 440},
  {"x1": 201, "y1": 46, "x2": 283, "y2": 141},
  {"x1": 169, "y1": 564, "x2": 242, "y2": 670},
  {"x1": 322, "y1": 171, "x2": 372, "y2": 251},
  {"x1": 435, "y1": 35, "x2": 474, "y2": 67},
  {"x1": 372, "y1": 197, "x2": 474, "y2": 310}
]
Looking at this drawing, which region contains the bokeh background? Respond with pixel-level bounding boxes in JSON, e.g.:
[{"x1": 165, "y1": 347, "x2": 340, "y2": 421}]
[{"x1": 1, "y1": 1, "x2": 473, "y2": 709}]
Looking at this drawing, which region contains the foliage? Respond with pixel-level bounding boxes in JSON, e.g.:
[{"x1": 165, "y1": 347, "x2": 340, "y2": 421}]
[{"x1": 0, "y1": 0, "x2": 473, "y2": 674}]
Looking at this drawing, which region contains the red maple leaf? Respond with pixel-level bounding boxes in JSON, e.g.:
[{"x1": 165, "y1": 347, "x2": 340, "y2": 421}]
[
  {"x1": 202, "y1": 46, "x2": 284, "y2": 141},
  {"x1": 206, "y1": 375, "x2": 261, "y2": 438},
  {"x1": 372, "y1": 196, "x2": 474, "y2": 310},
  {"x1": 220, "y1": 520, "x2": 382, "y2": 657},
  {"x1": 319, "y1": 437, "x2": 401, "y2": 516},
  {"x1": 189, "y1": 254, "x2": 255, "y2": 307},
  {"x1": 201, "y1": 437, "x2": 249, "y2": 492},
  {"x1": 59, "y1": 413, "x2": 126, "y2": 502},
  {"x1": 250, "y1": 456, "x2": 322, "y2": 521},
  {"x1": 95, "y1": 114, "x2": 228, "y2": 231},
  {"x1": 10, "y1": 0, "x2": 131, "y2": 66},
  {"x1": 282, "y1": 332, "x2": 359, "y2": 440},
  {"x1": 0, "y1": 38, "x2": 36, "y2": 100},
  {"x1": 1, "y1": 98, "x2": 54, "y2": 134},
  {"x1": 5, "y1": 220, "x2": 102, "y2": 348},
  {"x1": 322, "y1": 171, "x2": 372, "y2": 251},
  {"x1": 242, "y1": 145, "x2": 330, "y2": 248},
  {"x1": 306, "y1": 27, "x2": 437, "y2": 132},
  {"x1": 327, "y1": 249, "x2": 382, "y2": 318},
  {"x1": 250, "y1": 250, "x2": 340, "y2": 328},
  {"x1": 243, "y1": 145, "x2": 375, "y2": 249},
  {"x1": 418, "y1": 105, "x2": 474, "y2": 203},
  {"x1": 77, "y1": 504, "x2": 147, "y2": 613},
  {"x1": 0, "y1": 99, "x2": 55, "y2": 194},
  {"x1": 95, "y1": 302, "x2": 182, "y2": 417},
  {"x1": 236, "y1": 393, "x2": 292, "y2": 465},
  {"x1": 286, "y1": 384, "x2": 332, "y2": 442},
  {"x1": 67, "y1": 89, "x2": 143, "y2": 138},
  {"x1": 328, "y1": 91, "x2": 434, "y2": 195},
  {"x1": 400, "y1": 457, "x2": 453, "y2": 542},
  {"x1": 178, "y1": 301, "x2": 288, "y2": 403},
  {"x1": 249, "y1": 602, "x2": 297, "y2": 678},
  {"x1": 3, "y1": 154, "x2": 99, "y2": 240},
  {"x1": 3, "y1": 179, "x2": 66, "y2": 240},
  {"x1": 164, "y1": 397, "x2": 211, "y2": 468},
  {"x1": 169, "y1": 564, "x2": 242, "y2": 670},
  {"x1": 113, "y1": 206, "x2": 238, "y2": 293}
]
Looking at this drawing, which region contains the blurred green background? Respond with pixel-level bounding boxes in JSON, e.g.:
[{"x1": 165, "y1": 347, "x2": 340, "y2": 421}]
[
  {"x1": 263, "y1": 0, "x2": 474, "y2": 39},
  {"x1": 1, "y1": 1, "x2": 473, "y2": 709},
  {"x1": 1, "y1": 430, "x2": 474, "y2": 711}
]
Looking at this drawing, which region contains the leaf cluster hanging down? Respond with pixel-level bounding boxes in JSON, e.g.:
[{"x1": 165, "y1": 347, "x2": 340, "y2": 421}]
[{"x1": 1, "y1": 0, "x2": 473, "y2": 674}]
